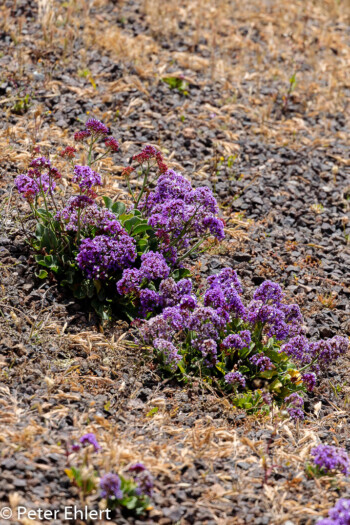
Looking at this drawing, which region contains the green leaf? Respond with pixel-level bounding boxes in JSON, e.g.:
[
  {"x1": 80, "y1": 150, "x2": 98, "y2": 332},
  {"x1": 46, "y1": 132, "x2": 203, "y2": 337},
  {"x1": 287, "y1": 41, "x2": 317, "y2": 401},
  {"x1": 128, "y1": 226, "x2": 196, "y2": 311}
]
[
  {"x1": 123, "y1": 216, "x2": 142, "y2": 233},
  {"x1": 132, "y1": 223, "x2": 154, "y2": 236},
  {"x1": 172, "y1": 268, "x2": 191, "y2": 280},
  {"x1": 102, "y1": 196, "x2": 113, "y2": 210},
  {"x1": 35, "y1": 223, "x2": 45, "y2": 239},
  {"x1": 136, "y1": 239, "x2": 149, "y2": 254},
  {"x1": 146, "y1": 406, "x2": 159, "y2": 417},
  {"x1": 111, "y1": 201, "x2": 126, "y2": 215},
  {"x1": 37, "y1": 269, "x2": 48, "y2": 279}
]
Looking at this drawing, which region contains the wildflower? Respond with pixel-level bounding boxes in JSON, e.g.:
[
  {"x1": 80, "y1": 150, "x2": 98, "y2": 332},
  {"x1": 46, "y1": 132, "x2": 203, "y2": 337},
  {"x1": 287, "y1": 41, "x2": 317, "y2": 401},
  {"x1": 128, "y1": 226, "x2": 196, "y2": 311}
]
[
  {"x1": 60, "y1": 146, "x2": 76, "y2": 159},
  {"x1": 222, "y1": 331, "x2": 251, "y2": 351},
  {"x1": 154, "y1": 338, "x2": 181, "y2": 370},
  {"x1": 250, "y1": 353, "x2": 274, "y2": 371},
  {"x1": 100, "y1": 473, "x2": 123, "y2": 499},
  {"x1": 309, "y1": 336, "x2": 349, "y2": 366},
  {"x1": 79, "y1": 433, "x2": 101, "y2": 452},
  {"x1": 224, "y1": 371, "x2": 246, "y2": 388},
  {"x1": 15, "y1": 173, "x2": 40, "y2": 201},
  {"x1": 253, "y1": 280, "x2": 284, "y2": 305},
  {"x1": 318, "y1": 498, "x2": 350, "y2": 525},
  {"x1": 302, "y1": 372, "x2": 316, "y2": 392},
  {"x1": 139, "y1": 289, "x2": 163, "y2": 317},
  {"x1": 311, "y1": 444, "x2": 350, "y2": 475},
  {"x1": 179, "y1": 294, "x2": 197, "y2": 310},
  {"x1": 140, "y1": 251, "x2": 170, "y2": 281},
  {"x1": 121, "y1": 166, "x2": 135, "y2": 178},
  {"x1": 74, "y1": 130, "x2": 91, "y2": 142},
  {"x1": 128, "y1": 463, "x2": 146, "y2": 473},
  {"x1": 73, "y1": 165, "x2": 102, "y2": 192},
  {"x1": 280, "y1": 336, "x2": 311, "y2": 365},
  {"x1": 77, "y1": 235, "x2": 137, "y2": 280},
  {"x1": 132, "y1": 145, "x2": 159, "y2": 164},
  {"x1": 116, "y1": 268, "x2": 142, "y2": 295},
  {"x1": 29, "y1": 156, "x2": 51, "y2": 170},
  {"x1": 105, "y1": 137, "x2": 119, "y2": 152},
  {"x1": 285, "y1": 393, "x2": 304, "y2": 421},
  {"x1": 85, "y1": 118, "x2": 109, "y2": 136}
]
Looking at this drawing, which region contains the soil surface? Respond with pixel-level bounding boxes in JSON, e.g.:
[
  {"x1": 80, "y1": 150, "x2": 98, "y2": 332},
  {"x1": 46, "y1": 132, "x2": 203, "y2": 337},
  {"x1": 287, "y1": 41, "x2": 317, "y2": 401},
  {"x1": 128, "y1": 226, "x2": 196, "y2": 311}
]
[{"x1": 0, "y1": 1, "x2": 350, "y2": 524}]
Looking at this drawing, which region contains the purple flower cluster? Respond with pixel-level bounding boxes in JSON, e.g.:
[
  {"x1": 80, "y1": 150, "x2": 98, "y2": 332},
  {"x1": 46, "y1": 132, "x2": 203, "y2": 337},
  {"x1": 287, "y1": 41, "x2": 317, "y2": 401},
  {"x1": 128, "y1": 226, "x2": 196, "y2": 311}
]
[
  {"x1": 311, "y1": 445, "x2": 350, "y2": 475},
  {"x1": 281, "y1": 335, "x2": 349, "y2": 370},
  {"x1": 86, "y1": 118, "x2": 109, "y2": 136},
  {"x1": 302, "y1": 372, "x2": 316, "y2": 392},
  {"x1": 77, "y1": 234, "x2": 136, "y2": 279},
  {"x1": 141, "y1": 169, "x2": 224, "y2": 262},
  {"x1": 100, "y1": 473, "x2": 123, "y2": 500},
  {"x1": 139, "y1": 251, "x2": 170, "y2": 281},
  {"x1": 247, "y1": 280, "x2": 305, "y2": 341},
  {"x1": 318, "y1": 499, "x2": 350, "y2": 525},
  {"x1": 285, "y1": 393, "x2": 304, "y2": 421},
  {"x1": 57, "y1": 199, "x2": 125, "y2": 237},
  {"x1": 222, "y1": 331, "x2": 251, "y2": 351},
  {"x1": 249, "y1": 353, "x2": 273, "y2": 371},
  {"x1": 224, "y1": 371, "x2": 246, "y2": 388},
  {"x1": 72, "y1": 165, "x2": 102, "y2": 192},
  {"x1": 154, "y1": 338, "x2": 182, "y2": 370},
  {"x1": 15, "y1": 161, "x2": 58, "y2": 201},
  {"x1": 79, "y1": 433, "x2": 101, "y2": 452},
  {"x1": 128, "y1": 463, "x2": 154, "y2": 497},
  {"x1": 205, "y1": 268, "x2": 245, "y2": 319}
]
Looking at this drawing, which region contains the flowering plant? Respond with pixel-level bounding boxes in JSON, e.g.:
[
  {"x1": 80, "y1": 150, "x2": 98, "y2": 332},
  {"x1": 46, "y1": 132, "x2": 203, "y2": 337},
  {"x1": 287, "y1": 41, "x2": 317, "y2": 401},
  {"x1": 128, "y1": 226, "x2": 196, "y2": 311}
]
[
  {"x1": 15, "y1": 119, "x2": 224, "y2": 320},
  {"x1": 136, "y1": 269, "x2": 349, "y2": 414},
  {"x1": 65, "y1": 433, "x2": 153, "y2": 515},
  {"x1": 306, "y1": 444, "x2": 350, "y2": 478}
]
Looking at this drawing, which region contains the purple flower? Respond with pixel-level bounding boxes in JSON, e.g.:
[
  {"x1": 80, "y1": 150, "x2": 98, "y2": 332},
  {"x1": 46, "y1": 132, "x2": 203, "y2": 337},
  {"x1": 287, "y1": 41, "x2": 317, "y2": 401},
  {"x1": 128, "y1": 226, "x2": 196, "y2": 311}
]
[
  {"x1": 311, "y1": 445, "x2": 350, "y2": 475},
  {"x1": 319, "y1": 498, "x2": 350, "y2": 525},
  {"x1": 73, "y1": 165, "x2": 102, "y2": 192},
  {"x1": 77, "y1": 234, "x2": 137, "y2": 279},
  {"x1": 116, "y1": 268, "x2": 142, "y2": 295},
  {"x1": 140, "y1": 251, "x2": 170, "y2": 281},
  {"x1": 302, "y1": 372, "x2": 316, "y2": 392},
  {"x1": 139, "y1": 289, "x2": 163, "y2": 317},
  {"x1": 100, "y1": 473, "x2": 123, "y2": 499},
  {"x1": 85, "y1": 118, "x2": 109, "y2": 136},
  {"x1": 253, "y1": 280, "x2": 284, "y2": 305},
  {"x1": 249, "y1": 353, "x2": 273, "y2": 371},
  {"x1": 154, "y1": 338, "x2": 181, "y2": 369},
  {"x1": 207, "y1": 268, "x2": 243, "y2": 295},
  {"x1": 128, "y1": 463, "x2": 146, "y2": 473},
  {"x1": 310, "y1": 336, "x2": 349, "y2": 367},
  {"x1": 133, "y1": 145, "x2": 159, "y2": 164},
  {"x1": 195, "y1": 338, "x2": 218, "y2": 364},
  {"x1": 224, "y1": 371, "x2": 246, "y2": 388},
  {"x1": 285, "y1": 393, "x2": 304, "y2": 421},
  {"x1": 29, "y1": 156, "x2": 51, "y2": 170},
  {"x1": 222, "y1": 331, "x2": 251, "y2": 351},
  {"x1": 179, "y1": 295, "x2": 197, "y2": 310},
  {"x1": 79, "y1": 433, "x2": 101, "y2": 451},
  {"x1": 74, "y1": 130, "x2": 91, "y2": 141},
  {"x1": 202, "y1": 216, "x2": 225, "y2": 240},
  {"x1": 15, "y1": 173, "x2": 40, "y2": 200},
  {"x1": 280, "y1": 336, "x2": 311, "y2": 365}
]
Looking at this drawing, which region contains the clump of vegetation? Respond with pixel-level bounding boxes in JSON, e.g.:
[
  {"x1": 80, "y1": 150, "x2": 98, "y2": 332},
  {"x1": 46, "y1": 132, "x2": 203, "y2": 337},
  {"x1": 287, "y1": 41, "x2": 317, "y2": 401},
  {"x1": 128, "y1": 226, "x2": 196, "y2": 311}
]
[
  {"x1": 65, "y1": 433, "x2": 152, "y2": 516},
  {"x1": 14, "y1": 118, "x2": 224, "y2": 320},
  {"x1": 136, "y1": 269, "x2": 348, "y2": 415}
]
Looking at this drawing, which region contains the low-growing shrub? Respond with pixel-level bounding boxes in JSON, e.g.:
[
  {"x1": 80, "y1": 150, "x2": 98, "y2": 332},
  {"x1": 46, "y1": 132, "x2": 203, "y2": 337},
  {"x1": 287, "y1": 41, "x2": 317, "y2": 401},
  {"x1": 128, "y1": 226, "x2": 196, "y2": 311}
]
[
  {"x1": 14, "y1": 118, "x2": 224, "y2": 320},
  {"x1": 136, "y1": 269, "x2": 349, "y2": 415}
]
